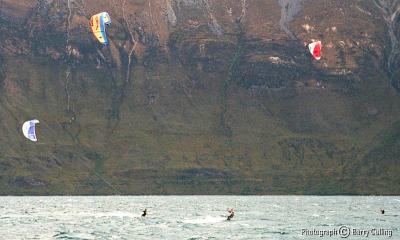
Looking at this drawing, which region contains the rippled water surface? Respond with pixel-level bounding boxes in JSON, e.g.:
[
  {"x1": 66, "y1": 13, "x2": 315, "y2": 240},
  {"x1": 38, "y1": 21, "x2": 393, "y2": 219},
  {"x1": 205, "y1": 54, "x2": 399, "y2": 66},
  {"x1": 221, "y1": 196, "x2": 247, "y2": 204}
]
[{"x1": 0, "y1": 196, "x2": 398, "y2": 239}]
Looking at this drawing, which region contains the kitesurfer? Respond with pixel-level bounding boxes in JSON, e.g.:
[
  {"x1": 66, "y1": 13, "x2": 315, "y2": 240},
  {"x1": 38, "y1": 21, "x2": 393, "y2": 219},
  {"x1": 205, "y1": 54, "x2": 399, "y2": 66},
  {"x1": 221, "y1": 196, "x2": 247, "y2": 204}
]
[
  {"x1": 381, "y1": 209, "x2": 385, "y2": 214},
  {"x1": 142, "y1": 208, "x2": 147, "y2": 217},
  {"x1": 227, "y1": 208, "x2": 234, "y2": 221}
]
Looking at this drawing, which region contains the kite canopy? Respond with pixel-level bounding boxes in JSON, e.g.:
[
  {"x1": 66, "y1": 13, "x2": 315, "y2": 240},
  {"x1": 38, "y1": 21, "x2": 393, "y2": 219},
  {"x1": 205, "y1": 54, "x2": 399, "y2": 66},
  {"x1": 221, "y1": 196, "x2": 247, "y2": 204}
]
[
  {"x1": 308, "y1": 41, "x2": 322, "y2": 60},
  {"x1": 90, "y1": 12, "x2": 111, "y2": 45},
  {"x1": 22, "y1": 119, "x2": 39, "y2": 142}
]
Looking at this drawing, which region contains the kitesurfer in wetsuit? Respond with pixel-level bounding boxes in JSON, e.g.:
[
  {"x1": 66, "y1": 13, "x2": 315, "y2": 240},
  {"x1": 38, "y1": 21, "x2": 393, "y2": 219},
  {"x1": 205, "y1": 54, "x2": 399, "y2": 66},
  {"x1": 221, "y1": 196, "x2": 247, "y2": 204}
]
[
  {"x1": 227, "y1": 208, "x2": 234, "y2": 221},
  {"x1": 381, "y1": 209, "x2": 385, "y2": 214},
  {"x1": 142, "y1": 209, "x2": 147, "y2": 217}
]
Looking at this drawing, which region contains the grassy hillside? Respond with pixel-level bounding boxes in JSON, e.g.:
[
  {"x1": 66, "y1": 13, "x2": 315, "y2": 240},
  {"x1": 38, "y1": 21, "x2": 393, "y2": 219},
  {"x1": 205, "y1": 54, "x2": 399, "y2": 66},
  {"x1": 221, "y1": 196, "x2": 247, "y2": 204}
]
[{"x1": 0, "y1": 0, "x2": 399, "y2": 195}]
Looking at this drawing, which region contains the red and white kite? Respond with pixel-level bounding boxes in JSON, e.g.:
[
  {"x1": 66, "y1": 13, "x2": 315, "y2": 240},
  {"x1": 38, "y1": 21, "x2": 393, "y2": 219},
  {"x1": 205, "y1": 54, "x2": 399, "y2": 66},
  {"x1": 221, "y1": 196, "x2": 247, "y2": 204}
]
[{"x1": 308, "y1": 41, "x2": 322, "y2": 60}]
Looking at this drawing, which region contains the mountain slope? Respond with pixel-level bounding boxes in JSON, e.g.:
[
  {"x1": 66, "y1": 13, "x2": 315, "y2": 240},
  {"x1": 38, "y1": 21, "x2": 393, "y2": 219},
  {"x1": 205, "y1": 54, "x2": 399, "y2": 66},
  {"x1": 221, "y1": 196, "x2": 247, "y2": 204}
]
[{"x1": 0, "y1": 0, "x2": 399, "y2": 194}]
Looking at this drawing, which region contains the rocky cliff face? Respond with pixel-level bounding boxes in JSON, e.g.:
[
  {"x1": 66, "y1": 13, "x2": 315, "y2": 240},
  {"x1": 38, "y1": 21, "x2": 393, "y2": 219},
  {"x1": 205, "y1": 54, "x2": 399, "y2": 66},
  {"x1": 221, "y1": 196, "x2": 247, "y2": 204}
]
[{"x1": 0, "y1": 0, "x2": 399, "y2": 194}]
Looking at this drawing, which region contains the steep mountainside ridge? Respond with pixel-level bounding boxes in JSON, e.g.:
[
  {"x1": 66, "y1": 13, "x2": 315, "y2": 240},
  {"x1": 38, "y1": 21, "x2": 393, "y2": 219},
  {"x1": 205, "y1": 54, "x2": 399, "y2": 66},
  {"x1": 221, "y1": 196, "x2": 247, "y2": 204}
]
[{"x1": 0, "y1": 0, "x2": 399, "y2": 194}]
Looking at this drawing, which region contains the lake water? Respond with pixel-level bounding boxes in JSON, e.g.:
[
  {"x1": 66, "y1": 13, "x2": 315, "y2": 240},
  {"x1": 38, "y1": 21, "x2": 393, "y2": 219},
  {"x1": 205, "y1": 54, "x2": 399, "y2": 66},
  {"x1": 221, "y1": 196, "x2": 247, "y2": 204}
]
[{"x1": 0, "y1": 196, "x2": 398, "y2": 239}]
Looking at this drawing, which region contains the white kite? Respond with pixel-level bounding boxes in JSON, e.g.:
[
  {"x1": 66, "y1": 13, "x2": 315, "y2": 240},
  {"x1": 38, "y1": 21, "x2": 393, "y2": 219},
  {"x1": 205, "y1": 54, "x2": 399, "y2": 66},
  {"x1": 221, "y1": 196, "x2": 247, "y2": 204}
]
[{"x1": 22, "y1": 119, "x2": 39, "y2": 142}]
